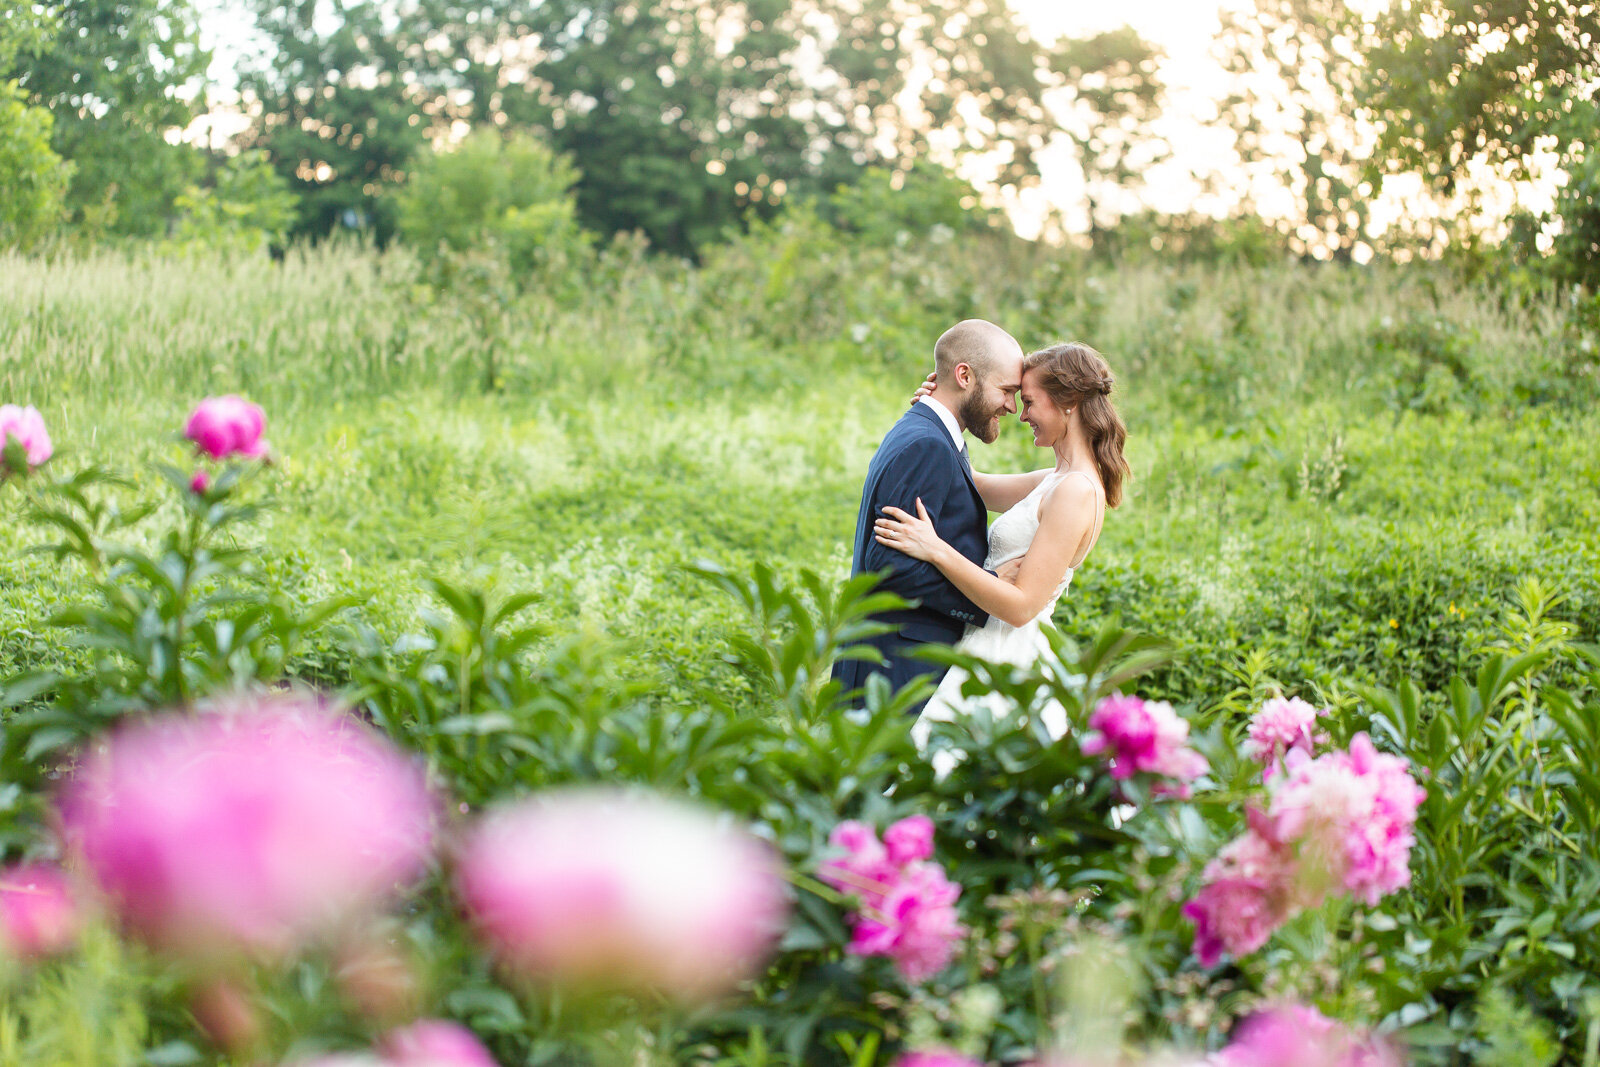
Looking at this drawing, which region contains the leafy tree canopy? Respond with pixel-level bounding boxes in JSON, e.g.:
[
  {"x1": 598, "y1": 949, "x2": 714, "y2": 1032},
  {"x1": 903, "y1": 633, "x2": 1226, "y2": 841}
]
[{"x1": 3, "y1": 0, "x2": 211, "y2": 235}]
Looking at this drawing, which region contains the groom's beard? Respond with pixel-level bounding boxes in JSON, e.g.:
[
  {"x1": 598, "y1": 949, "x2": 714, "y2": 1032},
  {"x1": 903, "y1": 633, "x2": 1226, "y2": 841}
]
[{"x1": 958, "y1": 390, "x2": 1004, "y2": 445}]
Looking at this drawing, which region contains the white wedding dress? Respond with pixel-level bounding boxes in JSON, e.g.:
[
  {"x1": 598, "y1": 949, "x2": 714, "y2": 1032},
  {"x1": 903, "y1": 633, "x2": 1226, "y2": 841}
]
[{"x1": 914, "y1": 469, "x2": 1102, "y2": 753}]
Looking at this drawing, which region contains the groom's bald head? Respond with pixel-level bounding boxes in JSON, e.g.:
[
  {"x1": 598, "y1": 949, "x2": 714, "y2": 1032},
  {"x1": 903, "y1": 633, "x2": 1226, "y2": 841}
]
[
  {"x1": 930, "y1": 319, "x2": 1024, "y2": 444},
  {"x1": 934, "y1": 319, "x2": 1024, "y2": 384}
]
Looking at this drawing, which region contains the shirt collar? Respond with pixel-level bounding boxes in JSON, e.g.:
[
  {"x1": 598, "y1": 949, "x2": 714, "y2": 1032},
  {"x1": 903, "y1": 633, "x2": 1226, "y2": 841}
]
[{"x1": 917, "y1": 396, "x2": 964, "y2": 452}]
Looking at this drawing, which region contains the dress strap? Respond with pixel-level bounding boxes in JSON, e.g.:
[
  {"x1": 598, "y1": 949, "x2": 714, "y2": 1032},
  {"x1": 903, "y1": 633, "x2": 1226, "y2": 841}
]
[{"x1": 1054, "y1": 469, "x2": 1105, "y2": 567}]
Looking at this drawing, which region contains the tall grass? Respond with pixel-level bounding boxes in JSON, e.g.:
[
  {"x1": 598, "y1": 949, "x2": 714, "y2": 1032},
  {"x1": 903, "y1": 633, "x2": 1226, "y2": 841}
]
[{"x1": 3, "y1": 231, "x2": 1595, "y2": 699}]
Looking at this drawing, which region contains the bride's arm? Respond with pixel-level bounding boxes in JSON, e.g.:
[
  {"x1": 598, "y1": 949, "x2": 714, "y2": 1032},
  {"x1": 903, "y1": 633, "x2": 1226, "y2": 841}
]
[
  {"x1": 971, "y1": 469, "x2": 1053, "y2": 513},
  {"x1": 874, "y1": 478, "x2": 1097, "y2": 628}
]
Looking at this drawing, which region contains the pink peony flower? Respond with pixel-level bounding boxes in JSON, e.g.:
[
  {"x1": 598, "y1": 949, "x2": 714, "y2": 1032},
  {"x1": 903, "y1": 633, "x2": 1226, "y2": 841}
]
[
  {"x1": 185, "y1": 396, "x2": 269, "y2": 460},
  {"x1": 1081, "y1": 694, "x2": 1209, "y2": 792},
  {"x1": 0, "y1": 862, "x2": 78, "y2": 959},
  {"x1": 0, "y1": 404, "x2": 52, "y2": 473},
  {"x1": 1245, "y1": 697, "x2": 1323, "y2": 770},
  {"x1": 883, "y1": 814, "x2": 936, "y2": 866},
  {"x1": 379, "y1": 1019, "x2": 499, "y2": 1067},
  {"x1": 895, "y1": 1050, "x2": 985, "y2": 1067},
  {"x1": 820, "y1": 817, "x2": 964, "y2": 983},
  {"x1": 850, "y1": 860, "x2": 964, "y2": 981},
  {"x1": 454, "y1": 788, "x2": 788, "y2": 1003},
  {"x1": 1182, "y1": 811, "x2": 1298, "y2": 968},
  {"x1": 1218, "y1": 1003, "x2": 1405, "y2": 1067},
  {"x1": 1268, "y1": 734, "x2": 1425, "y2": 906},
  {"x1": 60, "y1": 699, "x2": 435, "y2": 964},
  {"x1": 190, "y1": 469, "x2": 211, "y2": 494}
]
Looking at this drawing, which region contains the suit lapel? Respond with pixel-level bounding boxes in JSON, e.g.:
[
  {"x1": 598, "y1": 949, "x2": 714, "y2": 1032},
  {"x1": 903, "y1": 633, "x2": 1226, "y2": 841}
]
[{"x1": 907, "y1": 403, "x2": 982, "y2": 499}]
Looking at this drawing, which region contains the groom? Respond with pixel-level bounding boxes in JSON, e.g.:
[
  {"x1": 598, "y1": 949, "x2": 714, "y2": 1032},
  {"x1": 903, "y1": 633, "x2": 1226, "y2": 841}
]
[{"x1": 835, "y1": 319, "x2": 1024, "y2": 712}]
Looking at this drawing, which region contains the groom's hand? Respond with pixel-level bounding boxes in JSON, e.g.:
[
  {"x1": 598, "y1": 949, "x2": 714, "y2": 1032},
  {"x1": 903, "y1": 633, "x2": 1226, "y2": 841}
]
[{"x1": 996, "y1": 558, "x2": 1024, "y2": 584}]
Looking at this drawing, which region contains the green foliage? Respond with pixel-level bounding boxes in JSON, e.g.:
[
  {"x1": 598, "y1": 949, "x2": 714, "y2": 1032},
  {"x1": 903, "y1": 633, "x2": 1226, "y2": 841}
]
[
  {"x1": 392, "y1": 130, "x2": 589, "y2": 281},
  {"x1": 0, "y1": 926, "x2": 150, "y2": 1067},
  {"x1": 4, "y1": 0, "x2": 208, "y2": 237},
  {"x1": 0, "y1": 79, "x2": 68, "y2": 248},
  {"x1": 169, "y1": 149, "x2": 300, "y2": 252},
  {"x1": 236, "y1": 0, "x2": 431, "y2": 241},
  {"x1": 3, "y1": 236, "x2": 1600, "y2": 1063},
  {"x1": 823, "y1": 162, "x2": 995, "y2": 246}
]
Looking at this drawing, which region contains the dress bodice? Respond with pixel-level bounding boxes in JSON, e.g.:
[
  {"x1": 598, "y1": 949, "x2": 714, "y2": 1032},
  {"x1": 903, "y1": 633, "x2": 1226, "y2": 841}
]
[{"x1": 982, "y1": 471, "x2": 1084, "y2": 625}]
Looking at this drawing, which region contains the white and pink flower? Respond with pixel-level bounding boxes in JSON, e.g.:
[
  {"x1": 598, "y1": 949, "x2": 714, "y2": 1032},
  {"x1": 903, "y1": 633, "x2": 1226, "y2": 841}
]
[
  {"x1": 60, "y1": 698, "x2": 435, "y2": 964},
  {"x1": 0, "y1": 404, "x2": 52, "y2": 474},
  {"x1": 0, "y1": 861, "x2": 78, "y2": 960},
  {"x1": 454, "y1": 788, "x2": 787, "y2": 1003},
  {"x1": 1244, "y1": 697, "x2": 1323, "y2": 771}
]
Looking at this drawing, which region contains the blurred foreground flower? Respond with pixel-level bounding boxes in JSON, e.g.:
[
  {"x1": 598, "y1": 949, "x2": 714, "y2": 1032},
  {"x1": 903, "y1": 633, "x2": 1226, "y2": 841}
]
[
  {"x1": 820, "y1": 815, "x2": 964, "y2": 982},
  {"x1": 1243, "y1": 696, "x2": 1323, "y2": 773},
  {"x1": 286, "y1": 1020, "x2": 499, "y2": 1067},
  {"x1": 0, "y1": 403, "x2": 52, "y2": 475},
  {"x1": 1185, "y1": 733, "x2": 1423, "y2": 966},
  {"x1": 1216, "y1": 1003, "x2": 1404, "y2": 1067},
  {"x1": 1080, "y1": 694, "x2": 1208, "y2": 797},
  {"x1": 379, "y1": 1019, "x2": 499, "y2": 1067},
  {"x1": 455, "y1": 788, "x2": 787, "y2": 1003},
  {"x1": 60, "y1": 699, "x2": 435, "y2": 964},
  {"x1": 0, "y1": 861, "x2": 78, "y2": 959},
  {"x1": 895, "y1": 1050, "x2": 985, "y2": 1067},
  {"x1": 185, "y1": 395, "x2": 269, "y2": 460}
]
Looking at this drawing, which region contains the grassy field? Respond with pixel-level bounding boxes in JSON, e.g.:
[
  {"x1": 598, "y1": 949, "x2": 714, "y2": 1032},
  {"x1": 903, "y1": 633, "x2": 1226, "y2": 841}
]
[
  {"x1": 4, "y1": 234, "x2": 1600, "y2": 1064},
  {"x1": 5, "y1": 237, "x2": 1595, "y2": 709}
]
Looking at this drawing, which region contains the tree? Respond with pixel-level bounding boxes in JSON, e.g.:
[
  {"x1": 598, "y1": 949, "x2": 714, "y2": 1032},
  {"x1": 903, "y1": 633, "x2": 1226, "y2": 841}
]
[
  {"x1": 1359, "y1": 0, "x2": 1600, "y2": 283},
  {"x1": 1215, "y1": 0, "x2": 1600, "y2": 280},
  {"x1": 1049, "y1": 27, "x2": 1166, "y2": 249},
  {"x1": 237, "y1": 0, "x2": 1134, "y2": 255},
  {"x1": 0, "y1": 79, "x2": 70, "y2": 247},
  {"x1": 391, "y1": 128, "x2": 587, "y2": 276},
  {"x1": 4, "y1": 0, "x2": 210, "y2": 236},
  {"x1": 236, "y1": 0, "x2": 433, "y2": 241}
]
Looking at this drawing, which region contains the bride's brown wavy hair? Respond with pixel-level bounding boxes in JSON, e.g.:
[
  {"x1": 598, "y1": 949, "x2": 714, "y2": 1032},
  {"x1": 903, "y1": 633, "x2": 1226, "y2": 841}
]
[{"x1": 1023, "y1": 341, "x2": 1130, "y2": 507}]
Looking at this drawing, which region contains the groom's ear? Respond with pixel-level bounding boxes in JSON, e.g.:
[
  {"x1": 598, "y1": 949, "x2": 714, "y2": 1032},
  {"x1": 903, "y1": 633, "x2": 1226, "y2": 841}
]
[{"x1": 951, "y1": 361, "x2": 974, "y2": 389}]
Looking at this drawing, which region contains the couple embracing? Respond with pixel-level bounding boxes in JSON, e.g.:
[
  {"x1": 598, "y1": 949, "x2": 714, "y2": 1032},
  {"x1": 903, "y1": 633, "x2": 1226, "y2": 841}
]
[{"x1": 834, "y1": 319, "x2": 1128, "y2": 735}]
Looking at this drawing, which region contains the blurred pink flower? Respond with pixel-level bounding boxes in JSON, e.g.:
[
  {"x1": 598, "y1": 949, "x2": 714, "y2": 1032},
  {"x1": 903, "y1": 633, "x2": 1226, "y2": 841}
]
[
  {"x1": 1186, "y1": 735, "x2": 1424, "y2": 965},
  {"x1": 895, "y1": 1050, "x2": 985, "y2": 1067},
  {"x1": 60, "y1": 699, "x2": 434, "y2": 964},
  {"x1": 851, "y1": 860, "x2": 963, "y2": 981},
  {"x1": 1182, "y1": 811, "x2": 1297, "y2": 968},
  {"x1": 0, "y1": 404, "x2": 52, "y2": 473},
  {"x1": 1244, "y1": 697, "x2": 1323, "y2": 770},
  {"x1": 1081, "y1": 694, "x2": 1209, "y2": 793},
  {"x1": 379, "y1": 1019, "x2": 499, "y2": 1067},
  {"x1": 0, "y1": 862, "x2": 77, "y2": 959},
  {"x1": 1217, "y1": 1004, "x2": 1404, "y2": 1067},
  {"x1": 190, "y1": 469, "x2": 211, "y2": 494},
  {"x1": 455, "y1": 788, "x2": 787, "y2": 1003},
  {"x1": 883, "y1": 814, "x2": 935, "y2": 866},
  {"x1": 820, "y1": 817, "x2": 964, "y2": 983},
  {"x1": 185, "y1": 396, "x2": 269, "y2": 460},
  {"x1": 1268, "y1": 734, "x2": 1425, "y2": 905}
]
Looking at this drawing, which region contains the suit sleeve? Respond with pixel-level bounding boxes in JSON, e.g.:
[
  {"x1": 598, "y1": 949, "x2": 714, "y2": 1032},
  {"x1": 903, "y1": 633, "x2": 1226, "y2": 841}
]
[{"x1": 859, "y1": 437, "x2": 991, "y2": 626}]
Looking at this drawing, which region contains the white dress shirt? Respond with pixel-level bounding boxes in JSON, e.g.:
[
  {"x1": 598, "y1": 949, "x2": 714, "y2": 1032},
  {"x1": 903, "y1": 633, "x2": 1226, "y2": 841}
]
[{"x1": 917, "y1": 395, "x2": 965, "y2": 453}]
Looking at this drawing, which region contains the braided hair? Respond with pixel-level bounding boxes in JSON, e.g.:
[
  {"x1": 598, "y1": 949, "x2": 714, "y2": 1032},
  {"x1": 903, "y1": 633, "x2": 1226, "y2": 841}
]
[{"x1": 1023, "y1": 342, "x2": 1129, "y2": 507}]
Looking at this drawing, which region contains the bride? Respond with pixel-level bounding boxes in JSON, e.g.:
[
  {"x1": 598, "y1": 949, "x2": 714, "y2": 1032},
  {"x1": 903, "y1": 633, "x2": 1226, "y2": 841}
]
[{"x1": 873, "y1": 341, "x2": 1128, "y2": 739}]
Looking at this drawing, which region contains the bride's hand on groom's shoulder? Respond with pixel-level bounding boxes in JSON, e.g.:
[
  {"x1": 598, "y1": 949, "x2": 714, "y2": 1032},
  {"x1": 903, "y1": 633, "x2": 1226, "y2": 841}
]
[
  {"x1": 874, "y1": 499, "x2": 945, "y2": 563},
  {"x1": 908, "y1": 372, "x2": 936, "y2": 405}
]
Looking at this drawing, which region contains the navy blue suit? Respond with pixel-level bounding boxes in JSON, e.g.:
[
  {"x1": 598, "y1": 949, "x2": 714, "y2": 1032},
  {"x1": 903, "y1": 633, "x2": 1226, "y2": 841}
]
[{"x1": 835, "y1": 403, "x2": 991, "y2": 711}]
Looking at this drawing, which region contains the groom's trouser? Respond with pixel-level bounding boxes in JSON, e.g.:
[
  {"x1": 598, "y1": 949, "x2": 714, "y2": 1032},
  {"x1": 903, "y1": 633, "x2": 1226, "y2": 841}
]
[{"x1": 834, "y1": 628, "x2": 952, "y2": 717}]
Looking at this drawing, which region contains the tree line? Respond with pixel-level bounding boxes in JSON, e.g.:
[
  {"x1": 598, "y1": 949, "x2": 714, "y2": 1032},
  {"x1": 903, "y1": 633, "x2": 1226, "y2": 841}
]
[{"x1": 0, "y1": 0, "x2": 1595, "y2": 284}]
